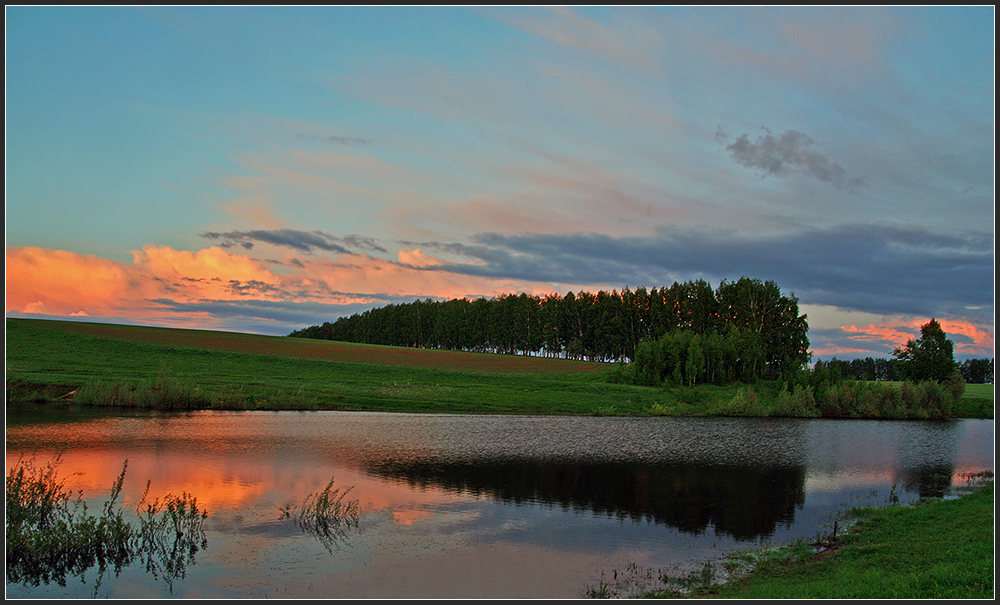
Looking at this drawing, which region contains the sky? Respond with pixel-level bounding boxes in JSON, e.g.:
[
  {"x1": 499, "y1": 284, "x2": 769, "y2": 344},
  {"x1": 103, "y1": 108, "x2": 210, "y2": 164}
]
[{"x1": 5, "y1": 6, "x2": 995, "y2": 361}]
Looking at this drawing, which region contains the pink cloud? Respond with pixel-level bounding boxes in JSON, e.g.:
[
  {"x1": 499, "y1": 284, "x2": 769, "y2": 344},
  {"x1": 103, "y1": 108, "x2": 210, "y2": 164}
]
[
  {"x1": 841, "y1": 317, "x2": 994, "y2": 357},
  {"x1": 808, "y1": 343, "x2": 876, "y2": 358},
  {"x1": 397, "y1": 248, "x2": 443, "y2": 268},
  {"x1": 6, "y1": 245, "x2": 563, "y2": 328}
]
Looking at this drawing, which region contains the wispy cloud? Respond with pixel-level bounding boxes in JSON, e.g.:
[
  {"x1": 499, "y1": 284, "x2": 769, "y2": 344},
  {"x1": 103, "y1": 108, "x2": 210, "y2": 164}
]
[
  {"x1": 490, "y1": 6, "x2": 664, "y2": 71},
  {"x1": 200, "y1": 229, "x2": 387, "y2": 254}
]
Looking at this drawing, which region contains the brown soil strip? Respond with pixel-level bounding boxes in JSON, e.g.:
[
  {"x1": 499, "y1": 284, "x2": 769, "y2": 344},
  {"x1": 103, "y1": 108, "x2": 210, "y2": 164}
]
[{"x1": 51, "y1": 321, "x2": 608, "y2": 374}]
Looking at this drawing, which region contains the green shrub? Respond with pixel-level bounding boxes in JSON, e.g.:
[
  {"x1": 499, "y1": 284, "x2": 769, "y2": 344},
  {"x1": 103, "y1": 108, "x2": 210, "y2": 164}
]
[
  {"x1": 855, "y1": 385, "x2": 885, "y2": 418},
  {"x1": 772, "y1": 384, "x2": 820, "y2": 417},
  {"x1": 943, "y1": 370, "x2": 966, "y2": 400},
  {"x1": 724, "y1": 386, "x2": 769, "y2": 416},
  {"x1": 820, "y1": 383, "x2": 857, "y2": 417},
  {"x1": 644, "y1": 402, "x2": 674, "y2": 416}
]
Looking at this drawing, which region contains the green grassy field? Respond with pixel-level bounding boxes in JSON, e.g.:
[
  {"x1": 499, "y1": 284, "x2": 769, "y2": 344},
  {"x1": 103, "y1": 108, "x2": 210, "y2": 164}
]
[
  {"x1": 5, "y1": 318, "x2": 994, "y2": 418},
  {"x1": 5, "y1": 318, "x2": 701, "y2": 415},
  {"x1": 645, "y1": 475, "x2": 994, "y2": 599}
]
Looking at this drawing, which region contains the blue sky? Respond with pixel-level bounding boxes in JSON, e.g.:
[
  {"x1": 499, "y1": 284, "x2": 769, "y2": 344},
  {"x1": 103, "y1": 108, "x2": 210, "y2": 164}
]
[{"x1": 5, "y1": 6, "x2": 995, "y2": 360}]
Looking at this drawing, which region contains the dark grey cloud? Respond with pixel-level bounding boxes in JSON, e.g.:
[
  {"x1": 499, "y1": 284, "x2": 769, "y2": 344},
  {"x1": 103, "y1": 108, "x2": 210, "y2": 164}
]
[
  {"x1": 725, "y1": 128, "x2": 865, "y2": 193},
  {"x1": 227, "y1": 279, "x2": 286, "y2": 297},
  {"x1": 808, "y1": 327, "x2": 894, "y2": 359},
  {"x1": 146, "y1": 294, "x2": 431, "y2": 336},
  {"x1": 415, "y1": 224, "x2": 993, "y2": 325},
  {"x1": 201, "y1": 229, "x2": 388, "y2": 255}
]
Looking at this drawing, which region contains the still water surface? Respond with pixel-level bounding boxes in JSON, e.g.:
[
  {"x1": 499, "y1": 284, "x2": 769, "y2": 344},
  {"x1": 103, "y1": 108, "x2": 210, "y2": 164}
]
[{"x1": 5, "y1": 409, "x2": 994, "y2": 599}]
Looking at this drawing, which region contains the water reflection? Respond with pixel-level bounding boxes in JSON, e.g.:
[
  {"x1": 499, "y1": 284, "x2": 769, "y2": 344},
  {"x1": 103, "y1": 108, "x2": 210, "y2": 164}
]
[
  {"x1": 366, "y1": 458, "x2": 806, "y2": 541},
  {"x1": 4, "y1": 409, "x2": 994, "y2": 599},
  {"x1": 5, "y1": 456, "x2": 209, "y2": 597},
  {"x1": 282, "y1": 477, "x2": 361, "y2": 553}
]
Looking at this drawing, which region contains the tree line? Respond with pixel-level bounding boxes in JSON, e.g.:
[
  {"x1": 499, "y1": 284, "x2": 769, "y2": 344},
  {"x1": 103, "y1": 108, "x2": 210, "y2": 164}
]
[
  {"x1": 289, "y1": 277, "x2": 811, "y2": 382},
  {"x1": 816, "y1": 356, "x2": 993, "y2": 384}
]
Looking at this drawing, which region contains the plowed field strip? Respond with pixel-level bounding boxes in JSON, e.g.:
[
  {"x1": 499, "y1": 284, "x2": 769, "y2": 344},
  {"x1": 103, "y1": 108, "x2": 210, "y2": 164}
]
[{"x1": 50, "y1": 321, "x2": 608, "y2": 374}]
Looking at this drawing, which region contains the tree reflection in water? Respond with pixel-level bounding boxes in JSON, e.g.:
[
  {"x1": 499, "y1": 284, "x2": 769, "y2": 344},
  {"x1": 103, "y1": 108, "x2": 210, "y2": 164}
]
[{"x1": 366, "y1": 455, "x2": 966, "y2": 543}]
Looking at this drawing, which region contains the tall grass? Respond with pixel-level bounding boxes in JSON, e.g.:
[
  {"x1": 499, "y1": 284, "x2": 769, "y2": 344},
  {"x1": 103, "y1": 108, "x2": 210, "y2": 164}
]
[
  {"x1": 814, "y1": 380, "x2": 958, "y2": 419},
  {"x1": 5, "y1": 455, "x2": 208, "y2": 594},
  {"x1": 280, "y1": 477, "x2": 360, "y2": 553},
  {"x1": 72, "y1": 376, "x2": 211, "y2": 410},
  {"x1": 5, "y1": 455, "x2": 135, "y2": 589}
]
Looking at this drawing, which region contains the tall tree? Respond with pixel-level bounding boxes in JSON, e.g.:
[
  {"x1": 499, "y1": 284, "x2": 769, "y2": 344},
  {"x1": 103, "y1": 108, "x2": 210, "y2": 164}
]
[{"x1": 892, "y1": 319, "x2": 957, "y2": 382}]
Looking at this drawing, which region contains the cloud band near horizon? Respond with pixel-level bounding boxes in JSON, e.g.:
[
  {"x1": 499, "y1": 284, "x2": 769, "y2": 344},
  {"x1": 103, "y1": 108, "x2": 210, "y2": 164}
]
[{"x1": 6, "y1": 218, "x2": 994, "y2": 360}]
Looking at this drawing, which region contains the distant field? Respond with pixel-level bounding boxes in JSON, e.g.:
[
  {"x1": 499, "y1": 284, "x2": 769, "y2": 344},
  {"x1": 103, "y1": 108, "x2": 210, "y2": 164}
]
[
  {"x1": 5, "y1": 318, "x2": 992, "y2": 419},
  {"x1": 41, "y1": 319, "x2": 609, "y2": 374},
  {"x1": 5, "y1": 318, "x2": 650, "y2": 415},
  {"x1": 962, "y1": 383, "x2": 994, "y2": 400}
]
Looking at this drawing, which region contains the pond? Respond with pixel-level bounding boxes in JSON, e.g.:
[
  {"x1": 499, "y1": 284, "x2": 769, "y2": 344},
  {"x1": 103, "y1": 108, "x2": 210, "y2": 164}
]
[{"x1": 4, "y1": 408, "x2": 994, "y2": 598}]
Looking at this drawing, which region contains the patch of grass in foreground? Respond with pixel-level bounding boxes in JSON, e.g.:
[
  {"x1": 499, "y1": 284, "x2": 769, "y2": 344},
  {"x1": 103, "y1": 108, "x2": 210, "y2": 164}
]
[{"x1": 645, "y1": 474, "x2": 994, "y2": 599}]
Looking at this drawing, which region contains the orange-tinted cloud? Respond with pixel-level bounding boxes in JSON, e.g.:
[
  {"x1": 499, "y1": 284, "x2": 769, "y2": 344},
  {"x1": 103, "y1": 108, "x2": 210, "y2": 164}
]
[
  {"x1": 293, "y1": 252, "x2": 554, "y2": 301},
  {"x1": 397, "y1": 248, "x2": 443, "y2": 268},
  {"x1": 6, "y1": 245, "x2": 282, "y2": 322},
  {"x1": 6, "y1": 244, "x2": 561, "y2": 327},
  {"x1": 807, "y1": 343, "x2": 876, "y2": 358},
  {"x1": 5, "y1": 247, "x2": 133, "y2": 317},
  {"x1": 841, "y1": 317, "x2": 994, "y2": 357}
]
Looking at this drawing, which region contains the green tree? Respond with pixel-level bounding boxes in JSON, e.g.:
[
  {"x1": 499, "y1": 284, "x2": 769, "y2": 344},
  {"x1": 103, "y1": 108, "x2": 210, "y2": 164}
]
[
  {"x1": 892, "y1": 319, "x2": 958, "y2": 382},
  {"x1": 685, "y1": 333, "x2": 705, "y2": 386}
]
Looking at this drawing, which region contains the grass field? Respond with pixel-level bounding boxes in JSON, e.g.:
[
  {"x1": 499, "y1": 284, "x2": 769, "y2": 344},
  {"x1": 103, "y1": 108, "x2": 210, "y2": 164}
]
[
  {"x1": 646, "y1": 475, "x2": 994, "y2": 599},
  {"x1": 39, "y1": 319, "x2": 610, "y2": 373},
  {"x1": 5, "y1": 318, "x2": 672, "y2": 415},
  {"x1": 5, "y1": 318, "x2": 993, "y2": 418}
]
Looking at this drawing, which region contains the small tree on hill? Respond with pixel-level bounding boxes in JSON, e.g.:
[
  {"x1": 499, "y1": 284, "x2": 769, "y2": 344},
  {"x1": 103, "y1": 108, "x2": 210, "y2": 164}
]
[{"x1": 892, "y1": 319, "x2": 958, "y2": 382}]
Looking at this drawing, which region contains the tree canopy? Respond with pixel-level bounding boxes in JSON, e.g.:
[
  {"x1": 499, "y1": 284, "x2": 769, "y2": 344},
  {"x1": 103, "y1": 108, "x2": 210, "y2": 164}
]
[
  {"x1": 891, "y1": 319, "x2": 958, "y2": 382},
  {"x1": 289, "y1": 277, "x2": 811, "y2": 383}
]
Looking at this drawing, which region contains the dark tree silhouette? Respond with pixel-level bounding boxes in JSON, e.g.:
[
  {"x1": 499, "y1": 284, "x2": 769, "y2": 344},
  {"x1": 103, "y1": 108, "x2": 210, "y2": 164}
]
[{"x1": 892, "y1": 319, "x2": 958, "y2": 382}]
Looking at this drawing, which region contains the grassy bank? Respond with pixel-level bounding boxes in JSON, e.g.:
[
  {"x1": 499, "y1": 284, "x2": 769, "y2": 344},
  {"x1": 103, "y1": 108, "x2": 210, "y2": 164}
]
[
  {"x1": 643, "y1": 475, "x2": 994, "y2": 599},
  {"x1": 5, "y1": 318, "x2": 993, "y2": 419}
]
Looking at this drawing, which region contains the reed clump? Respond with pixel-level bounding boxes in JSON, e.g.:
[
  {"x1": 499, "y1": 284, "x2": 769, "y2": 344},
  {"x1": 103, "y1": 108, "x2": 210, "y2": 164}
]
[
  {"x1": 72, "y1": 377, "x2": 212, "y2": 410},
  {"x1": 282, "y1": 478, "x2": 360, "y2": 553},
  {"x1": 5, "y1": 455, "x2": 208, "y2": 593}
]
